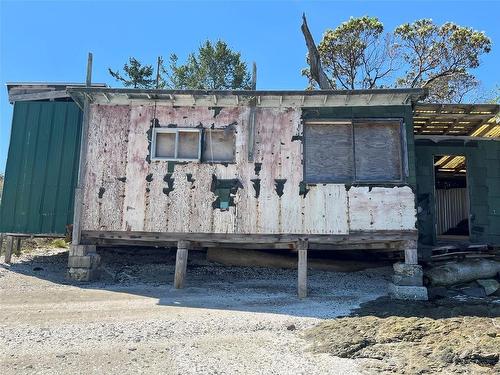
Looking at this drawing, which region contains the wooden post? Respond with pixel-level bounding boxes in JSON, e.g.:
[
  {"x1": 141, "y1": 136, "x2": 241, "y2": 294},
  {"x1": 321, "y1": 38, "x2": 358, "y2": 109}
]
[
  {"x1": 404, "y1": 240, "x2": 418, "y2": 265},
  {"x1": 72, "y1": 52, "x2": 93, "y2": 245},
  {"x1": 174, "y1": 240, "x2": 190, "y2": 289},
  {"x1": 15, "y1": 237, "x2": 22, "y2": 256},
  {"x1": 297, "y1": 239, "x2": 308, "y2": 298},
  {"x1": 4, "y1": 236, "x2": 14, "y2": 264}
]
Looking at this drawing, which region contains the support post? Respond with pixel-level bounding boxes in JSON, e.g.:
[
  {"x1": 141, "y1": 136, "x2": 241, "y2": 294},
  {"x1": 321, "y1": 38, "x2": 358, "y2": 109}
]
[
  {"x1": 67, "y1": 244, "x2": 101, "y2": 281},
  {"x1": 404, "y1": 240, "x2": 418, "y2": 265},
  {"x1": 297, "y1": 239, "x2": 308, "y2": 298},
  {"x1": 0, "y1": 233, "x2": 4, "y2": 256},
  {"x1": 4, "y1": 236, "x2": 14, "y2": 264},
  {"x1": 71, "y1": 52, "x2": 93, "y2": 246},
  {"x1": 389, "y1": 239, "x2": 427, "y2": 301},
  {"x1": 15, "y1": 237, "x2": 22, "y2": 256},
  {"x1": 174, "y1": 240, "x2": 190, "y2": 289}
]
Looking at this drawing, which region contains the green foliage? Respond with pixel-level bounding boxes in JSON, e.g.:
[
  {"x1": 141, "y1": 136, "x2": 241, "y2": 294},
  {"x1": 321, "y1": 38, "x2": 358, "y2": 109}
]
[
  {"x1": 312, "y1": 16, "x2": 397, "y2": 89},
  {"x1": 395, "y1": 19, "x2": 491, "y2": 102},
  {"x1": 309, "y1": 17, "x2": 492, "y2": 102},
  {"x1": 166, "y1": 40, "x2": 251, "y2": 90},
  {"x1": 109, "y1": 57, "x2": 156, "y2": 88}
]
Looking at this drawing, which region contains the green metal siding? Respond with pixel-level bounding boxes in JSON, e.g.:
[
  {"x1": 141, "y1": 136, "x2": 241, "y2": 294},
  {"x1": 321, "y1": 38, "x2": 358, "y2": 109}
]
[
  {"x1": 0, "y1": 101, "x2": 82, "y2": 235},
  {"x1": 415, "y1": 141, "x2": 500, "y2": 245}
]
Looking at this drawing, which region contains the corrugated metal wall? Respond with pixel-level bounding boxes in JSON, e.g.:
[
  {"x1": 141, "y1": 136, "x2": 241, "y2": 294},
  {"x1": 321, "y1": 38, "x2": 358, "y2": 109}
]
[
  {"x1": 435, "y1": 188, "x2": 468, "y2": 234},
  {"x1": 0, "y1": 101, "x2": 82, "y2": 235}
]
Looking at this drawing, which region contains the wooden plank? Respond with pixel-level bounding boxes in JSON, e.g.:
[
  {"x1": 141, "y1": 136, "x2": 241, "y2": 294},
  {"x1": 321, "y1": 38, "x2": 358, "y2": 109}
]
[
  {"x1": 297, "y1": 239, "x2": 308, "y2": 298},
  {"x1": 15, "y1": 237, "x2": 22, "y2": 256},
  {"x1": 9, "y1": 90, "x2": 70, "y2": 102},
  {"x1": 82, "y1": 229, "x2": 417, "y2": 244},
  {"x1": 72, "y1": 52, "x2": 93, "y2": 245},
  {"x1": 304, "y1": 122, "x2": 353, "y2": 182},
  {"x1": 4, "y1": 236, "x2": 14, "y2": 264},
  {"x1": 174, "y1": 240, "x2": 190, "y2": 289},
  {"x1": 404, "y1": 240, "x2": 418, "y2": 265}
]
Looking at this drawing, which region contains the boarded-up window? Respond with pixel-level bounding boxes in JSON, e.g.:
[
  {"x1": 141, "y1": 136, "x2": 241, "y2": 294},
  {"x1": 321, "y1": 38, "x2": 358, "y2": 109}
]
[
  {"x1": 152, "y1": 128, "x2": 201, "y2": 161},
  {"x1": 304, "y1": 122, "x2": 353, "y2": 183},
  {"x1": 304, "y1": 119, "x2": 403, "y2": 183},
  {"x1": 354, "y1": 120, "x2": 402, "y2": 181},
  {"x1": 202, "y1": 129, "x2": 235, "y2": 162}
]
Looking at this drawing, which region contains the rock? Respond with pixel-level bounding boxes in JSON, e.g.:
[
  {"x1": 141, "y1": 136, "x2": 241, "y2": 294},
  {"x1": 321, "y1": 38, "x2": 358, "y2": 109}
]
[
  {"x1": 428, "y1": 286, "x2": 459, "y2": 299},
  {"x1": 460, "y1": 286, "x2": 486, "y2": 298},
  {"x1": 388, "y1": 283, "x2": 428, "y2": 301},
  {"x1": 286, "y1": 324, "x2": 296, "y2": 331},
  {"x1": 476, "y1": 279, "x2": 500, "y2": 296}
]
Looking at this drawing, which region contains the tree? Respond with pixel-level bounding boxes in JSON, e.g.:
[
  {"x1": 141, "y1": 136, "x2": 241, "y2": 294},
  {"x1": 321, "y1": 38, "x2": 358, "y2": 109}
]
[
  {"x1": 305, "y1": 17, "x2": 492, "y2": 102},
  {"x1": 305, "y1": 16, "x2": 399, "y2": 90},
  {"x1": 395, "y1": 19, "x2": 491, "y2": 102},
  {"x1": 166, "y1": 40, "x2": 251, "y2": 90},
  {"x1": 108, "y1": 57, "x2": 156, "y2": 88}
]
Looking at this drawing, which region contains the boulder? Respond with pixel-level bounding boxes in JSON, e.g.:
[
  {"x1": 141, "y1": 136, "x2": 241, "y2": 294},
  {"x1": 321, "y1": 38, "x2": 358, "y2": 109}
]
[{"x1": 476, "y1": 279, "x2": 500, "y2": 296}]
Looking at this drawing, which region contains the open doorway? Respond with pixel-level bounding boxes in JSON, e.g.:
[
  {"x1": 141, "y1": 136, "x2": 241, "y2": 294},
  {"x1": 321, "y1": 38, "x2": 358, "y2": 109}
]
[{"x1": 434, "y1": 155, "x2": 469, "y2": 240}]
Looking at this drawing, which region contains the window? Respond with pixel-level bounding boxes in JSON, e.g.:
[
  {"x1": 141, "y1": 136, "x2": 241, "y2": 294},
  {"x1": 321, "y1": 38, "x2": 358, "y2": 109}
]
[
  {"x1": 304, "y1": 121, "x2": 353, "y2": 183},
  {"x1": 304, "y1": 119, "x2": 403, "y2": 183},
  {"x1": 152, "y1": 128, "x2": 202, "y2": 161},
  {"x1": 202, "y1": 129, "x2": 235, "y2": 163}
]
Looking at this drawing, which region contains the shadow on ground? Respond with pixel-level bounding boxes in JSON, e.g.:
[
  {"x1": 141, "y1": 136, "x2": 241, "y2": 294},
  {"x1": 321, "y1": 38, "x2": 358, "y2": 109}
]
[
  {"x1": 1, "y1": 247, "x2": 392, "y2": 319},
  {"x1": 2, "y1": 247, "x2": 499, "y2": 319}
]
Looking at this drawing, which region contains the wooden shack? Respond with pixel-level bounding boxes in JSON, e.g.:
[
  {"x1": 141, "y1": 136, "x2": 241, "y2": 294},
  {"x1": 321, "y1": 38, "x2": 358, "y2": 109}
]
[{"x1": 64, "y1": 87, "x2": 427, "y2": 296}]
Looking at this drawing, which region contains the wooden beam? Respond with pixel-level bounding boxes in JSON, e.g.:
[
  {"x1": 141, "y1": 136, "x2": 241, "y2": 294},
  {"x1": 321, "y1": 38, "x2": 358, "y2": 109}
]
[
  {"x1": 15, "y1": 237, "x2": 22, "y2": 256},
  {"x1": 4, "y1": 236, "x2": 14, "y2": 264},
  {"x1": 297, "y1": 239, "x2": 308, "y2": 298},
  {"x1": 403, "y1": 240, "x2": 418, "y2": 265},
  {"x1": 9, "y1": 90, "x2": 70, "y2": 102},
  {"x1": 72, "y1": 52, "x2": 93, "y2": 245},
  {"x1": 415, "y1": 135, "x2": 500, "y2": 142},
  {"x1": 174, "y1": 240, "x2": 190, "y2": 289},
  {"x1": 82, "y1": 230, "x2": 417, "y2": 245}
]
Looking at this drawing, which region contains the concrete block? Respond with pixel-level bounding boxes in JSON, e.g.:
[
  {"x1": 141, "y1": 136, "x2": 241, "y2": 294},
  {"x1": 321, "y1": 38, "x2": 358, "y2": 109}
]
[
  {"x1": 68, "y1": 256, "x2": 92, "y2": 268},
  {"x1": 69, "y1": 244, "x2": 97, "y2": 257},
  {"x1": 67, "y1": 267, "x2": 101, "y2": 282},
  {"x1": 389, "y1": 283, "x2": 428, "y2": 301},
  {"x1": 393, "y1": 274, "x2": 423, "y2": 286},
  {"x1": 393, "y1": 262, "x2": 423, "y2": 276}
]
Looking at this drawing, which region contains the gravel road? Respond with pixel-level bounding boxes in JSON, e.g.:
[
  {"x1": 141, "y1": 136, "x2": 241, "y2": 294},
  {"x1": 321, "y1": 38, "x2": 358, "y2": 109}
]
[{"x1": 0, "y1": 247, "x2": 390, "y2": 374}]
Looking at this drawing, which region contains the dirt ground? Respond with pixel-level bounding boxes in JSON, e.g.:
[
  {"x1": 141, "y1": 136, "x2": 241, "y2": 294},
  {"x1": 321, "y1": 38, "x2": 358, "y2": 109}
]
[
  {"x1": 1, "y1": 245, "x2": 499, "y2": 374},
  {"x1": 1, "y1": 245, "x2": 388, "y2": 375}
]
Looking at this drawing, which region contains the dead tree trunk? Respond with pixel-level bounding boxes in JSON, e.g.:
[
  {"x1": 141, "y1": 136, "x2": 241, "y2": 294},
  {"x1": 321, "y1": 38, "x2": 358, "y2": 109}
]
[{"x1": 301, "y1": 14, "x2": 333, "y2": 90}]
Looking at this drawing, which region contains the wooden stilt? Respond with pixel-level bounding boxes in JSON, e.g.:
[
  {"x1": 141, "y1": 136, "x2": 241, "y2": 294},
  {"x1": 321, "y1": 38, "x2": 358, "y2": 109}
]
[
  {"x1": 174, "y1": 240, "x2": 190, "y2": 289},
  {"x1": 4, "y1": 236, "x2": 14, "y2": 264},
  {"x1": 297, "y1": 239, "x2": 308, "y2": 298},
  {"x1": 15, "y1": 237, "x2": 22, "y2": 256},
  {"x1": 404, "y1": 240, "x2": 418, "y2": 265},
  {"x1": 0, "y1": 233, "x2": 4, "y2": 256}
]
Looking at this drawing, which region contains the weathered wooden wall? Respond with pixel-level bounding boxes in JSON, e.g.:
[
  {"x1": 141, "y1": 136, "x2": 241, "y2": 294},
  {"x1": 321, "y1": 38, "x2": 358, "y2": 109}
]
[{"x1": 82, "y1": 104, "x2": 416, "y2": 235}]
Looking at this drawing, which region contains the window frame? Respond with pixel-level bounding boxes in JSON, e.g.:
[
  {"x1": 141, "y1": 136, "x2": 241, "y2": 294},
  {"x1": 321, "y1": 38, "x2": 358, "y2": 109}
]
[
  {"x1": 303, "y1": 118, "x2": 406, "y2": 184},
  {"x1": 151, "y1": 127, "x2": 202, "y2": 162},
  {"x1": 201, "y1": 128, "x2": 236, "y2": 164}
]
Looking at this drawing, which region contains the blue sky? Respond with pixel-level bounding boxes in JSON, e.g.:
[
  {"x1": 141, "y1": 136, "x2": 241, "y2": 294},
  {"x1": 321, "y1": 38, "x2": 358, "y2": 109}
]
[{"x1": 1, "y1": 0, "x2": 499, "y2": 173}]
